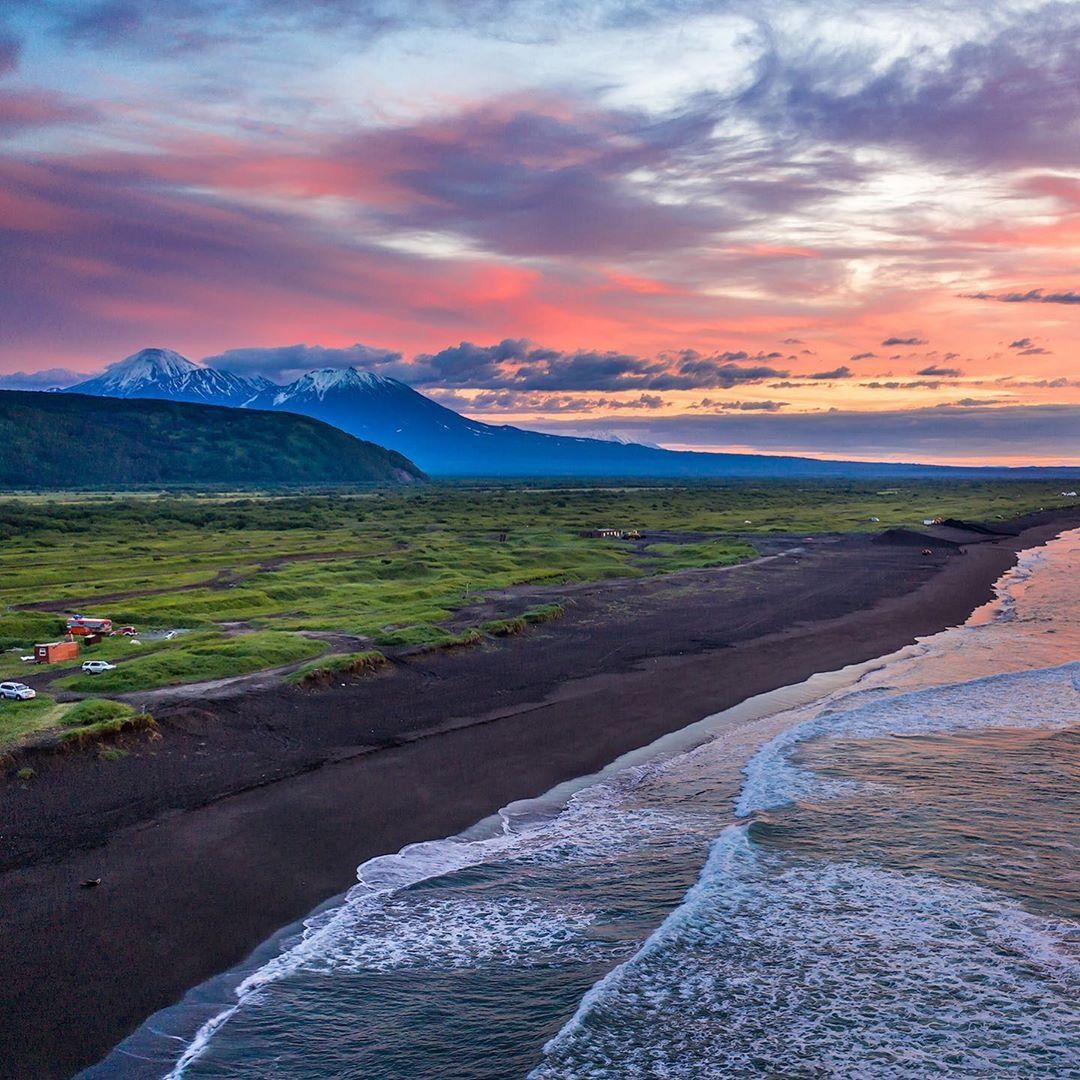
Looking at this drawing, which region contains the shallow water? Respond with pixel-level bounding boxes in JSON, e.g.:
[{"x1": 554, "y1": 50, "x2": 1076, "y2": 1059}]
[{"x1": 92, "y1": 530, "x2": 1080, "y2": 1078}]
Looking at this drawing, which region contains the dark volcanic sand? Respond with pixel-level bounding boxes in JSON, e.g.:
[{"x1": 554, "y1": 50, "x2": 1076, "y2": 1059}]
[{"x1": 1, "y1": 510, "x2": 1077, "y2": 1078}]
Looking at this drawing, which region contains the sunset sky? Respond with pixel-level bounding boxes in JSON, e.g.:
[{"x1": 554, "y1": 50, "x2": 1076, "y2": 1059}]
[{"x1": 1, "y1": 1, "x2": 1077, "y2": 463}]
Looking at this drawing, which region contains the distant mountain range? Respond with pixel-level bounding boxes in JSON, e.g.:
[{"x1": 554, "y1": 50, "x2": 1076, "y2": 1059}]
[
  {"x1": 56, "y1": 348, "x2": 1063, "y2": 478},
  {"x1": 0, "y1": 389, "x2": 424, "y2": 488}
]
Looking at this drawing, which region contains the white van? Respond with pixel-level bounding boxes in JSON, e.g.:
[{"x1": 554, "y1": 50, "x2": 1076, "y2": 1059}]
[{"x1": 81, "y1": 660, "x2": 117, "y2": 674}]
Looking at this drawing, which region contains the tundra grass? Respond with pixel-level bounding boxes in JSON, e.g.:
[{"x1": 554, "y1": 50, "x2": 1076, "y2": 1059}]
[
  {"x1": 0, "y1": 694, "x2": 72, "y2": 745},
  {"x1": 59, "y1": 711, "x2": 156, "y2": 748},
  {"x1": 0, "y1": 480, "x2": 1073, "y2": 697},
  {"x1": 481, "y1": 616, "x2": 528, "y2": 637},
  {"x1": 522, "y1": 602, "x2": 565, "y2": 625},
  {"x1": 56, "y1": 631, "x2": 322, "y2": 693},
  {"x1": 639, "y1": 539, "x2": 757, "y2": 572},
  {"x1": 289, "y1": 650, "x2": 388, "y2": 686},
  {"x1": 60, "y1": 698, "x2": 136, "y2": 727}
]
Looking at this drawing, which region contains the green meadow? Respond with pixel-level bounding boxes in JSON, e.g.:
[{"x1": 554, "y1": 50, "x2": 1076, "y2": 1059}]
[
  {"x1": 0, "y1": 694, "x2": 70, "y2": 746},
  {"x1": 0, "y1": 479, "x2": 1072, "y2": 746}
]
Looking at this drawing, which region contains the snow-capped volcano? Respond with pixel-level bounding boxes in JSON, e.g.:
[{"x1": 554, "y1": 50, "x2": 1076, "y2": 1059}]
[
  {"x1": 244, "y1": 365, "x2": 481, "y2": 460},
  {"x1": 107, "y1": 347, "x2": 194, "y2": 385},
  {"x1": 266, "y1": 367, "x2": 404, "y2": 406},
  {"x1": 67, "y1": 348, "x2": 270, "y2": 406}
]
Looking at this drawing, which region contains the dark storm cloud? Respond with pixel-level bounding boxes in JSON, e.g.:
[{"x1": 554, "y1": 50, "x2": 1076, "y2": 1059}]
[
  {"x1": 882, "y1": 337, "x2": 927, "y2": 347},
  {"x1": 409, "y1": 339, "x2": 554, "y2": 386},
  {"x1": 409, "y1": 341, "x2": 788, "y2": 392},
  {"x1": 965, "y1": 288, "x2": 1080, "y2": 305},
  {"x1": 917, "y1": 365, "x2": 963, "y2": 377}
]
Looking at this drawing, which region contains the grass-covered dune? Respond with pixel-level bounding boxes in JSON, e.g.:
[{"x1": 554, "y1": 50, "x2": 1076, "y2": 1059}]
[{"x1": 0, "y1": 390, "x2": 425, "y2": 488}]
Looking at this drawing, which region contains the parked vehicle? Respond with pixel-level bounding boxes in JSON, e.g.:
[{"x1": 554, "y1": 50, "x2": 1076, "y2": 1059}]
[
  {"x1": 115, "y1": 626, "x2": 138, "y2": 636},
  {"x1": 81, "y1": 660, "x2": 117, "y2": 674},
  {"x1": 19, "y1": 655, "x2": 35, "y2": 663},
  {"x1": 0, "y1": 681, "x2": 37, "y2": 701}
]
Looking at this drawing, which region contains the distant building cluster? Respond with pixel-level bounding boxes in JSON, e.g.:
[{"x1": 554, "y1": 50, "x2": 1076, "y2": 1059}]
[{"x1": 581, "y1": 528, "x2": 642, "y2": 540}]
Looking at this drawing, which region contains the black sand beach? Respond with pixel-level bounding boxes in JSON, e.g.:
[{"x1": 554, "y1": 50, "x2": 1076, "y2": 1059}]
[{"x1": 2, "y1": 510, "x2": 1078, "y2": 1078}]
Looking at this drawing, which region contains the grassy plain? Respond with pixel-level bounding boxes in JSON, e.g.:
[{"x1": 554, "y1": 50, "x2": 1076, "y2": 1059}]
[
  {"x1": 0, "y1": 479, "x2": 1073, "y2": 746},
  {"x1": 0, "y1": 694, "x2": 68, "y2": 745}
]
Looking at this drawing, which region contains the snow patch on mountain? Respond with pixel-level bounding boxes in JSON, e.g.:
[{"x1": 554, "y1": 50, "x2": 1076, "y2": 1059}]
[
  {"x1": 561, "y1": 427, "x2": 664, "y2": 450},
  {"x1": 270, "y1": 367, "x2": 404, "y2": 404}
]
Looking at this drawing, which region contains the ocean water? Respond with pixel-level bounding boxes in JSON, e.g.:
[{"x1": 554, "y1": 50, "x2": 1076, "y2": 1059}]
[{"x1": 92, "y1": 530, "x2": 1080, "y2": 1079}]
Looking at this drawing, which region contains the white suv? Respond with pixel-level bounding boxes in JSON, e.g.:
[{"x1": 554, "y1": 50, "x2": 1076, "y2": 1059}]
[
  {"x1": 81, "y1": 660, "x2": 117, "y2": 674},
  {"x1": 0, "y1": 681, "x2": 37, "y2": 701}
]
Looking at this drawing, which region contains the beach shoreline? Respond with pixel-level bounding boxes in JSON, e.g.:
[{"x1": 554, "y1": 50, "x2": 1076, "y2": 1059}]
[{"x1": 2, "y1": 509, "x2": 1078, "y2": 1078}]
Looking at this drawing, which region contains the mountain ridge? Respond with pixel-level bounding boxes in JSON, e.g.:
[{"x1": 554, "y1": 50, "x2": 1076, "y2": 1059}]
[{"x1": 53, "y1": 348, "x2": 1074, "y2": 478}]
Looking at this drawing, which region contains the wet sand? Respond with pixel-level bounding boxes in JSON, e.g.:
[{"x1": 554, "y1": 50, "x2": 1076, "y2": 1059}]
[{"x1": 1, "y1": 511, "x2": 1077, "y2": 1078}]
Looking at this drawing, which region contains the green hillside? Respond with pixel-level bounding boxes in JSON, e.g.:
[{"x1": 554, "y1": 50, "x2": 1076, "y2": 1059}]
[{"x1": 0, "y1": 391, "x2": 425, "y2": 488}]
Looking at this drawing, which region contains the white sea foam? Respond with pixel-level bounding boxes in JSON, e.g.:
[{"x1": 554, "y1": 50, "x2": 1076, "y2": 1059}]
[
  {"x1": 532, "y1": 832, "x2": 1080, "y2": 1079},
  {"x1": 737, "y1": 661, "x2": 1080, "y2": 817},
  {"x1": 284, "y1": 894, "x2": 611, "y2": 973}
]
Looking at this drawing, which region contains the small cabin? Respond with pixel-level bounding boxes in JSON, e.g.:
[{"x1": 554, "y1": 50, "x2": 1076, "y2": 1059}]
[
  {"x1": 35, "y1": 640, "x2": 81, "y2": 664},
  {"x1": 582, "y1": 528, "x2": 625, "y2": 539}
]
